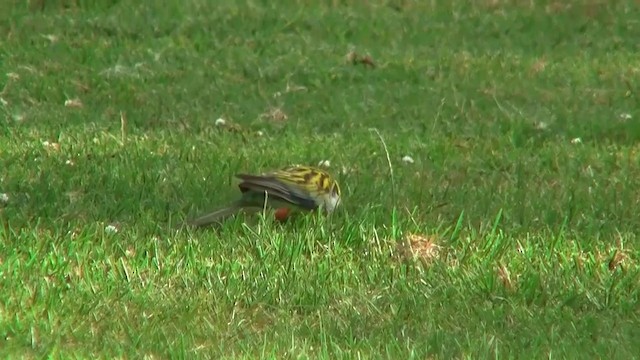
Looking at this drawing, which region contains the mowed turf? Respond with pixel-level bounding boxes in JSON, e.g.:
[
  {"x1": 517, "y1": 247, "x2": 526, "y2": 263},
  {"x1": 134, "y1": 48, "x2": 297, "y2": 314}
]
[{"x1": 1, "y1": 0, "x2": 640, "y2": 358}]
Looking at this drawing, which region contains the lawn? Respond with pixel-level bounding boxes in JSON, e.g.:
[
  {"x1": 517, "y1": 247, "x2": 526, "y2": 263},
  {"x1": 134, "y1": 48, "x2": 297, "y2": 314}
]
[{"x1": 1, "y1": 0, "x2": 640, "y2": 358}]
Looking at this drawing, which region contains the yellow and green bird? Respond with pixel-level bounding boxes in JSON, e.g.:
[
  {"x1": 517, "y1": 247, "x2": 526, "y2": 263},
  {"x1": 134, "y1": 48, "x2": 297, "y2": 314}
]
[{"x1": 188, "y1": 165, "x2": 341, "y2": 227}]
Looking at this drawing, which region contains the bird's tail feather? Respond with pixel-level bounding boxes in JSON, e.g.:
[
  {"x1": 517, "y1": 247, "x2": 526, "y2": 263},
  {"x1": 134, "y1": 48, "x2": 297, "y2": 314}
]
[
  {"x1": 188, "y1": 207, "x2": 239, "y2": 227},
  {"x1": 188, "y1": 203, "x2": 265, "y2": 227}
]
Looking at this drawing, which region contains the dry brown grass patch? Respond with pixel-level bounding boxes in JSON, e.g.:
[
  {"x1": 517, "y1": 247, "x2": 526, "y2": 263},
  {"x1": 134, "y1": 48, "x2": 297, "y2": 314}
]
[{"x1": 398, "y1": 233, "x2": 442, "y2": 266}]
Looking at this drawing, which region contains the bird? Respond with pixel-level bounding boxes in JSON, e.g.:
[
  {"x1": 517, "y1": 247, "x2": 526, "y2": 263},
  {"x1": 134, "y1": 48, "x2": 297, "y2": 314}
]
[{"x1": 188, "y1": 165, "x2": 341, "y2": 227}]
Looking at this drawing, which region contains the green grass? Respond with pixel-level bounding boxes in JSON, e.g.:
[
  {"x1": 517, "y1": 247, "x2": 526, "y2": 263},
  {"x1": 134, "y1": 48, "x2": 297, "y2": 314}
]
[{"x1": 2, "y1": 0, "x2": 640, "y2": 358}]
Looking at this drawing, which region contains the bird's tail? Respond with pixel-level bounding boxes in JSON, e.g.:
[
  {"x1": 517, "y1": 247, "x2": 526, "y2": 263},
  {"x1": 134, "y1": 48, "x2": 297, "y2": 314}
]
[
  {"x1": 188, "y1": 205, "x2": 240, "y2": 227},
  {"x1": 187, "y1": 203, "x2": 263, "y2": 227}
]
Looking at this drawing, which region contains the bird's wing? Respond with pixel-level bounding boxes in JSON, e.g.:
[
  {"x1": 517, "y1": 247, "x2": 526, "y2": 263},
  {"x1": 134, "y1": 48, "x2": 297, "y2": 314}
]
[{"x1": 235, "y1": 174, "x2": 318, "y2": 210}]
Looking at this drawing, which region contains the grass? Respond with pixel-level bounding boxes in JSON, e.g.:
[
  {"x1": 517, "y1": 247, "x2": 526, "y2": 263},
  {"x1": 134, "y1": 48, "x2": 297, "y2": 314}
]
[{"x1": 1, "y1": 0, "x2": 640, "y2": 358}]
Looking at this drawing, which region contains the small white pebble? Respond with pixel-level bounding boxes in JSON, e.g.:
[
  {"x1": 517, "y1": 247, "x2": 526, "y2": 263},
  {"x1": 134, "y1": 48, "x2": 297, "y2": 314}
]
[
  {"x1": 571, "y1": 137, "x2": 582, "y2": 144},
  {"x1": 215, "y1": 118, "x2": 226, "y2": 126},
  {"x1": 402, "y1": 155, "x2": 415, "y2": 164},
  {"x1": 317, "y1": 159, "x2": 331, "y2": 168},
  {"x1": 620, "y1": 113, "x2": 632, "y2": 120},
  {"x1": 0, "y1": 193, "x2": 9, "y2": 203},
  {"x1": 105, "y1": 225, "x2": 118, "y2": 234}
]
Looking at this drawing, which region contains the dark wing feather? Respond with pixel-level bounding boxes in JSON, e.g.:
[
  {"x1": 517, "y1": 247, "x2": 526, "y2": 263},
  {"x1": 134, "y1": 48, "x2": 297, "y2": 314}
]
[{"x1": 235, "y1": 174, "x2": 318, "y2": 210}]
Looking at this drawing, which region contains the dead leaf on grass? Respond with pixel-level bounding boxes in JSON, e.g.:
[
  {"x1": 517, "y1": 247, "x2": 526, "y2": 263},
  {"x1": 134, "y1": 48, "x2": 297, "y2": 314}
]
[
  {"x1": 398, "y1": 233, "x2": 441, "y2": 266},
  {"x1": 345, "y1": 50, "x2": 376, "y2": 68},
  {"x1": 530, "y1": 57, "x2": 547, "y2": 75},
  {"x1": 608, "y1": 250, "x2": 628, "y2": 271},
  {"x1": 261, "y1": 107, "x2": 288, "y2": 123},
  {"x1": 64, "y1": 98, "x2": 83, "y2": 108},
  {"x1": 496, "y1": 262, "x2": 515, "y2": 291}
]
